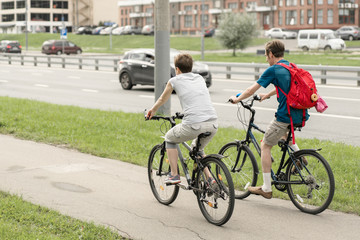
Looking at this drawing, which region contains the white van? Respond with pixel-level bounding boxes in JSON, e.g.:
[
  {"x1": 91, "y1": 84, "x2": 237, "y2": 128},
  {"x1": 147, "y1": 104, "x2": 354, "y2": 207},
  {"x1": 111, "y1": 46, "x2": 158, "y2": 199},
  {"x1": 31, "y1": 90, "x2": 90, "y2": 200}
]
[{"x1": 297, "y1": 29, "x2": 346, "y2": 51}]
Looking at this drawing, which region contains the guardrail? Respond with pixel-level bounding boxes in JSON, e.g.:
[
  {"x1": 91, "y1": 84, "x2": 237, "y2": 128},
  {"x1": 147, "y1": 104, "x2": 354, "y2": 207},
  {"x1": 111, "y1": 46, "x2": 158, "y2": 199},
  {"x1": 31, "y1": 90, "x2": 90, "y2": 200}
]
[{"x1": 1, "y1": 53, "x2": 360, "y2": 86}]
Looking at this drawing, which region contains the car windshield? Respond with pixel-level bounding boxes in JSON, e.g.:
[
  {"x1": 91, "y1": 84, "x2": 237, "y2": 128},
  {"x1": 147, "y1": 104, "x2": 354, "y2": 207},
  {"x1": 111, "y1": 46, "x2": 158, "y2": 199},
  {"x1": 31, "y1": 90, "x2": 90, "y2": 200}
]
[{"x1": 325, "y1": 32, "x2": 337, "y2": 39}]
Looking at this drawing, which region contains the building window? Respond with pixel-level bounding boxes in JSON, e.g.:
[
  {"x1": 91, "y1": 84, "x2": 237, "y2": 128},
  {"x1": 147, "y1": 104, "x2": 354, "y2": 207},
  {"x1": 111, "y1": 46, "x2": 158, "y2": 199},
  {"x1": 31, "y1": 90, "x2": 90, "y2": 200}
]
[
  {"x1": 307, "y1": 0, "x2": 312, "y2": 5},
  {"x1": 327, "y1": 9, "x2": 333, "y2": 24},
  {"x1": 2, "y1": 14, "x2": 15, "y2": 22},
  {"x1": 17, "y1": 1, "x2": 25, "y2": 8},
  {"x1": 31, "y1": 13, "x2": 50, "y2": 21},
  {"x1": 146, "y1": 17, "x2": 153, "y2": 25},
  {"x1": 318, "y1": 0, "x2": 323, "y2": 5},
  {"x1": 278, "y1": 10, "x2": 283, "y2": 25},
  {"x1": 2, "y1": 1, "x2": 15, "y2": 9},
  {"x1": 53, "y1": 1, "x2": 68, "y2": 9},
  {"x1": 307, "y1": 9, "x2": 312, "y2": 24},
  {"x1": 184, "y1": 15, "x2": 192, "y2": 27},
  {"x1": 300, "y1": 0, "x2": 305, "y2": 5},
  {"x1": 279, "y1": 0, "x2": 283, "y2": 7},
  {"x1": 201, "y1": 14, "x2": 209, "y2": 27},
  {"x1": 339, "y1": 9, "x2": 355, "y2": 24},
  {"x1": 53, "y1": 13, "x2": 68, "y2": 21},
  {"x1": 286, "y1": 0, "x2": 297, "y2": 6},
  {"x1": 184, "y1": 5, "x2": 192, "y2": 11},
  {"x1": 31, "y1": 0, "x2": 51, "y2": 8},
  {"x1": 200, "y1": 4, "x2": 209, "y2": 11},
  {"x1": 285, "y1": 10, "x2": 297, "y2": 25},
  {"x1": 172, "y1": 15, "x2": 176, "y2": 28},
  {"x1": 17, "y1": 13, "x2": 26, "y2": 21},
  {"x1": 328, "y1": 0, "x2": 333, "y2": 4},
  {"x1": 300, "y1": 10, "x2": 304, "y2": 24},
  {"x1": 228, "y1": 3, "x2": 238, "y2": 9},
  {"x1": 317, "y1": 9, "x2": 323, "y2": 24}
]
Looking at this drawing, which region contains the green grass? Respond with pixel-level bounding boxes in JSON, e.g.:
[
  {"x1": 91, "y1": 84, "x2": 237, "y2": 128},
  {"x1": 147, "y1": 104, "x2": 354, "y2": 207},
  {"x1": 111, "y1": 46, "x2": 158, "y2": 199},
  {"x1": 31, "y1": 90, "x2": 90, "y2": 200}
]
[
  {"x1": 0, "y1": 97, "x2": 360, "y2": 216},
  {"x1": 0, "y1": 191, "x2": 126, "y2": 239}
]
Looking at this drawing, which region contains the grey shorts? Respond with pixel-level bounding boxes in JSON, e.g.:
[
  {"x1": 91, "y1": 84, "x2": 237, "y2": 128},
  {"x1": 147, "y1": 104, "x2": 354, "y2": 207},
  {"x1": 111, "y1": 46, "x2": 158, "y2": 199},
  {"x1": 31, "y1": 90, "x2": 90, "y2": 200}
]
[
  {"x1": 165, "y1": 120, "x2": 218, "y2": 152},
  {"x1": 263, "y1": 118, "x2": 290, "y2": 146}
]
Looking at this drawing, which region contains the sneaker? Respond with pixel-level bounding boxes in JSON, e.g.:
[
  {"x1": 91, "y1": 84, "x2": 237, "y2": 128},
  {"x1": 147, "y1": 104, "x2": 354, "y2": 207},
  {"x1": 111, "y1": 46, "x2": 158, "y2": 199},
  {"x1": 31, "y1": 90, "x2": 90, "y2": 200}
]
[
  {"x1": 207, "y1": 177, "x2": 220, "y2": 198},
  {"x1": 291, "y1": 157, "x2": 308, "y2": 173},
  {"x1": 164, "y1": 173, "x2": 181, "y2": 185},
  {"x1": 248, "y1": 186, "x2": 272, "y2": 199}
]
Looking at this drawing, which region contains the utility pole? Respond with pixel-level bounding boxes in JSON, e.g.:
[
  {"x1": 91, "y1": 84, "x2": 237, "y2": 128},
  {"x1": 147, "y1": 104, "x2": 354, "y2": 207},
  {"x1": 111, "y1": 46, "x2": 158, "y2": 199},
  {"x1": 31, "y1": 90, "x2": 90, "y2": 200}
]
[
  {"x1": 201, "y1": 0, "x2": 204, "y2": 60},
  {"x1": 25, "y1": 0, "x2": 28, "y2": 50},
  {"x1": 154, "y1": 0, "x2": 170, "y2": 115}
]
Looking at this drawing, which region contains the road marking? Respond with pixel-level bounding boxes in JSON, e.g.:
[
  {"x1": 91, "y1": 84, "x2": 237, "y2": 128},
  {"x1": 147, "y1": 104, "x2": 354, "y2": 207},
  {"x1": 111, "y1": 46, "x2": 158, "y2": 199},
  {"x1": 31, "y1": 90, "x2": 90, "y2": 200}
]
[
  {"x1": 140, "y1": 95, "x2": 154, "y2": 99},
  {"x1": 213, "y1": 102, "x2": 360, "y2": 121},
  {"x1": 317, "y1": 85, "x2": 360, "y2": 90},
  {"x1": 82, "y1": 89, "x2": 98, "y2": 93},
  {"x1": 68, "y1": 76, "x2": 81, "y2": 79},
  {"x1": 322, "y1": 96, "x2": 360, "y2": 102},
  {"x1": 0, "y1": 80, "x2": 8, "y2": 83},
  {"x1": 34, "y1": 84, "x2": 49, "y2": 88}
]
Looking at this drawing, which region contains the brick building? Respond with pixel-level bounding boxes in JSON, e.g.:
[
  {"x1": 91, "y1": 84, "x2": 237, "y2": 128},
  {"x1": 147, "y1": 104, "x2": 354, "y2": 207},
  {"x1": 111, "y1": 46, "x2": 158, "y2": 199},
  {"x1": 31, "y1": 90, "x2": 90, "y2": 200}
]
[{"x1": 118, "y1": 0, "x2": 360, "y2": 34}]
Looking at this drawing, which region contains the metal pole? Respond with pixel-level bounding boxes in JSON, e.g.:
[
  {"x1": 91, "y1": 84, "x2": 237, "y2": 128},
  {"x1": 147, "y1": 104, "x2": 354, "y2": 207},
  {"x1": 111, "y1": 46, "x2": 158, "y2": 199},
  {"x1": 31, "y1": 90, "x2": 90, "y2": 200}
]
[
  {"x1": 201, "y1": 0, "x2": 204, "y2": 60},
  {"x1": 154, "y1": 0, "x2": 170, "y2": 115},
  {"x1": 25, "y1": 0, "x2": 28, "y2": 50}
]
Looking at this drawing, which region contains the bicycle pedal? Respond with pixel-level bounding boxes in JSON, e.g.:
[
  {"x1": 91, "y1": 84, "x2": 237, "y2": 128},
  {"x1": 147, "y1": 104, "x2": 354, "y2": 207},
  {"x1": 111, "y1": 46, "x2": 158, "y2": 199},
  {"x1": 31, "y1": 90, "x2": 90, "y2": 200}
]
[{"x1": 177, "y1": 183, "x2": 188, "y2": 190}]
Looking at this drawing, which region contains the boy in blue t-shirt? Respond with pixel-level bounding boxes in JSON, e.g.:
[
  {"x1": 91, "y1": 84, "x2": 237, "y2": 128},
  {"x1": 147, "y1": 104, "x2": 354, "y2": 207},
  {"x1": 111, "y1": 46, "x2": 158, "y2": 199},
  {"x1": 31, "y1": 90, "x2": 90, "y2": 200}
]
[{"x1": 229, "y1": 40, "x2": 308, "y2": 199}]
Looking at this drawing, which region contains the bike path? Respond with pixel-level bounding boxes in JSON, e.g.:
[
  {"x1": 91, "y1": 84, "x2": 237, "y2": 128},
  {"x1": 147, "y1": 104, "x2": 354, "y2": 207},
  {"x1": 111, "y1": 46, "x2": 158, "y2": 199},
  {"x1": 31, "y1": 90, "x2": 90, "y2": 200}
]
[{"x1": 1, "y1": 134, "x2": 359, "y2": 240}]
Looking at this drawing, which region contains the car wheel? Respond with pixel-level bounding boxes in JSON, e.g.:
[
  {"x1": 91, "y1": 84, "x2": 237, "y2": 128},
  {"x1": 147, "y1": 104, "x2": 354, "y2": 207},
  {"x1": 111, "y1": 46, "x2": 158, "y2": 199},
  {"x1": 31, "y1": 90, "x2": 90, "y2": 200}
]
[
  {"x1": 324, "y1": 46, "x2": 332, "y2": 51},
  {"x1": 283, "y1": 35, "x2": 287, "y2": 39},
  {"x1": 302, "y1": 46, "x2": 309, "y2": 52},
  {"x1": 119, "y1": 72, "x2": 133, "y2": 90},
  {"x1": 268, "y1": 35, "x2": 272, "y2": 39},
  {"x1": 76, "y1": 49, "x2": 82, "y2": 54},
  {"x1": 349, "y1": 35, "x2": 354, "y2": 41},
  {"x1": 56, "y1": 50, "x2": 62, "y2": 55}
]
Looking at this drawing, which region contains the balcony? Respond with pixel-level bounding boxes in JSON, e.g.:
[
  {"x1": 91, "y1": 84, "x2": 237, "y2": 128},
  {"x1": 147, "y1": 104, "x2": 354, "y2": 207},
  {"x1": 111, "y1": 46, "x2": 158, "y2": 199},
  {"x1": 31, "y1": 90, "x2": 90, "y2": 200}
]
[{"x1": 246, "y1": 5, "x2": 277, "y2": 13}]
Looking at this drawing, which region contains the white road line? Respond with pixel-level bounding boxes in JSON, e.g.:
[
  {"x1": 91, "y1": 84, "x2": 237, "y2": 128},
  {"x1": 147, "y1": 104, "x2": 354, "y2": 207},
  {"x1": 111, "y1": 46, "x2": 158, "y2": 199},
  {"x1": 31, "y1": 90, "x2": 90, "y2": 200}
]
[
  {"x1": 0, "y1": 80, "x2": 8, "y2": 83},
  {"x1": 317, "y1": 85, "x2": 360, "y2": 90},
  {"x1": 140, "y1": 95, "x2": 154, "y2": 99},
  {"x1": 68, "y1": 76, "x2": 81, "y2": 79},
  {"x1": 34, "y1": 84, "x2": 49, "y2": 88},
  {"x1": 82, "y1": 89, "x2": 98, "y2": 93},
  {"x1": 213, "y1": 102, "x2": 360, "y2": 121},
  {"x1": 322, "y1": 96, "x2": 360, "y2": 102}
]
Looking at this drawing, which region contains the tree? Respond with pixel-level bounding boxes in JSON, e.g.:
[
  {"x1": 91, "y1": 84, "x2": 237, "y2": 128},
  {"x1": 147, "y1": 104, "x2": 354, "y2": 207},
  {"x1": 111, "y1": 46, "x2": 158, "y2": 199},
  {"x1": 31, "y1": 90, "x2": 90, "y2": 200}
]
[{"x1": 216, "y1": 13, "x2": 258, "y2": 56}]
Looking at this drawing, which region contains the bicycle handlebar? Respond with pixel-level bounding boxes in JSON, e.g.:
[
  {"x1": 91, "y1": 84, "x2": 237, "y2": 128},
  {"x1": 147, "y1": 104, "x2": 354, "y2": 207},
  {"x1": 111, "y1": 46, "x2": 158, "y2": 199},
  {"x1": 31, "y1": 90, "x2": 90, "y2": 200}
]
[{"x1": 145, "y1": 111, "x2": 184, "y2": 126}]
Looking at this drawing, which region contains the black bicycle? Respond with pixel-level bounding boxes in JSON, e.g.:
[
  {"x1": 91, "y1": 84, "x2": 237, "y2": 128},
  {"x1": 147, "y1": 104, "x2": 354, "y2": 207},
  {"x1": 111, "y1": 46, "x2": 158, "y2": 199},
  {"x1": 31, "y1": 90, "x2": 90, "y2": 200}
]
[
  {"x1": 219, "y1": 95, "x2": 335, "y2": 214},
  {"x1": 146, "y1": 112, "x2": 235, "y2": 225}
]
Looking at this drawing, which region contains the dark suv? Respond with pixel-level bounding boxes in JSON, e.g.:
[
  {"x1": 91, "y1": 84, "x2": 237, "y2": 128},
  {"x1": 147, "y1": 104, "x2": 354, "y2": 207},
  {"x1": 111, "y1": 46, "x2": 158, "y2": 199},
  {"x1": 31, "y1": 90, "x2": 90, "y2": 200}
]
[
  {"x1": 0, "y1": 40, "x2": 22, "y2": 53},
  {"x1": 41, "y1": 40, "x2": 82, "y2": 55}
]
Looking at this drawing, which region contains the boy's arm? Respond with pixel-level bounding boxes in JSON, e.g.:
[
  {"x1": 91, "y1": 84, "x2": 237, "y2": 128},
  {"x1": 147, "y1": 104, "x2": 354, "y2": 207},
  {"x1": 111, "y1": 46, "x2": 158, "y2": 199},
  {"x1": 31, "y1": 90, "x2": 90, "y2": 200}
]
[
  {"x1": 259, "y1": 88, "x2": 277, "y2": 101},
  {"x1": 147, "y1": 81, "x2": 173, "y2": 119},
  {"x1": 230, "y1": 83, "x2": 261, "y2": 103}
]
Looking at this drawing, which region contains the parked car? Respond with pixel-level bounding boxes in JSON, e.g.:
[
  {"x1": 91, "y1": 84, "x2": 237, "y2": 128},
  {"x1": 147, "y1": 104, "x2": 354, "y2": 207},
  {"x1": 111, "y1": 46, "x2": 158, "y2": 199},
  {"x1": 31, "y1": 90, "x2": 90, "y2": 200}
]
[
  {"x1": 335, "y1": 26, "x2": 360, "y2": 41},
  {"x1": 112, "y1": 26, "x2": 125, "y2": 35},
  {"x1": 92, "y1": 26, "x2": 104, "y2": 35},
  {"x1": 75, "y1": 26, "x2": 93, "y2": 35},
  {"x1": 297, "y1": 29, "x2": 346, "y2": 51},
  {"x1": 0, "y1": 40, "x2": 21, "y2": 53},
  {"x1": 204, "y1": 28, "x2": 216, "y2": 37},
  {"x1": 100, "y1": 27, "x2": 113, "y2": 35},
  {"x1": 122, "y1": 25, "x2": 142, "y2": 35},
  {"x1": 264, "y1": 28, "x2": 297, "y2": 39},
  {"x1": 141, "y1": 24, "x2": 154, "y2": 35},
  {"x1": 41, "y1": 40, "x2": 82, "y2": 55},
  {"x1": 118, "y1": 48, "x2": 212, "y2": 90}
]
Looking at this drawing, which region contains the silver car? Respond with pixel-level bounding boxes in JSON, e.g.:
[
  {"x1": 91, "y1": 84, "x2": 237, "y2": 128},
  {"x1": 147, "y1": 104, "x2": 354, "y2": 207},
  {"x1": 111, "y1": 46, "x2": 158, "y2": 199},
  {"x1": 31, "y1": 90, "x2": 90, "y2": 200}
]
[{"x1": 335, "y1": 26, "x2": 360, "y2": 41}]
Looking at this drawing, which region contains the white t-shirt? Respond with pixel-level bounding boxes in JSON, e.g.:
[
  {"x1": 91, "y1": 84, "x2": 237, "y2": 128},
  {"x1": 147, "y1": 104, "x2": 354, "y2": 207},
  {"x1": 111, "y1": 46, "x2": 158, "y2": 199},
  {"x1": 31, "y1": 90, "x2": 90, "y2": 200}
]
[{"x1": 169, "y1": 72, "x2": 217, "y2": 125}]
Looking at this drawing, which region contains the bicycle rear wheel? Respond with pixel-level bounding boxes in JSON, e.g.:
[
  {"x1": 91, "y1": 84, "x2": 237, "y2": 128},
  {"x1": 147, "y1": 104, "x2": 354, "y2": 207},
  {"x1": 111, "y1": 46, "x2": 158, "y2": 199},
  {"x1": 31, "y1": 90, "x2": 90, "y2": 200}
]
[
  {"x1": 286, "y1": 150, "x2": 335, "y2": 214},
  {"x1": 219, "y1": 142, "x2": 258, "y2": 199},
  {"x1": 148, "y1": 143, "x2": 179, "y2": 205},
  {"x1": 195, "y1": 156, "x2": 235, "y2": 226}
]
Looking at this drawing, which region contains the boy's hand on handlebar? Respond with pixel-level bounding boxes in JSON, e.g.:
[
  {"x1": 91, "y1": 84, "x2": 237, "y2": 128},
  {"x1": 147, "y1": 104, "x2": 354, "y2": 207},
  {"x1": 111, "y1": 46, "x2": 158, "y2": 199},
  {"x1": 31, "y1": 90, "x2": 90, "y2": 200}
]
[
  {"x1": 146, "y1": 109, "x2": 155, "y2": 120},
  {"x1": 228, "y1": 96, "x2": 238, "y2": 104},
  {"x1": 258, "y1": 93, "x2": 270, "y2": 102}
]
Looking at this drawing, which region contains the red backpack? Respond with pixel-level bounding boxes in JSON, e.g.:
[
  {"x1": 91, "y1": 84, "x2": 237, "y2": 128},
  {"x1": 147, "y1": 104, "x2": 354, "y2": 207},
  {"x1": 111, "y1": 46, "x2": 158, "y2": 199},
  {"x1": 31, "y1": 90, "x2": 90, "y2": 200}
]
[{"x1": 276, "y1": 62, "x2": 318, "y2": 144}]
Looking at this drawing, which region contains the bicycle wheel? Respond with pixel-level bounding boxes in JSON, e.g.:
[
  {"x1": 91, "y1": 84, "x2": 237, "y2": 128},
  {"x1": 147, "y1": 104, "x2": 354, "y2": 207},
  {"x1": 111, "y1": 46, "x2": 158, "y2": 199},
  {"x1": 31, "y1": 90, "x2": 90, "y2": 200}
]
[
  {"x1": 219, "y1": 142, "x2": 258, "y2": 199},
  {"x1": 148, "y1": 143, "x2": 179, "y2": 205},
  {"x1": 286, "y1": 150, "x2": 335, "y2": 214},
  {"x1": 195, "y1": 156, "x2": 235, "y2": 226}
]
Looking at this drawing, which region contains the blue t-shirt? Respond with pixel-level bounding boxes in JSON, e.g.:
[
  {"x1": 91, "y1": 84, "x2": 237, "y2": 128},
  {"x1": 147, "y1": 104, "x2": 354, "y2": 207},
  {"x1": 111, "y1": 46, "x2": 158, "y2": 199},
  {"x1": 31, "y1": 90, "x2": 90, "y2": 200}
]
[{"x1": 257, "y1": 59, "x2": 309, "y2": 124}]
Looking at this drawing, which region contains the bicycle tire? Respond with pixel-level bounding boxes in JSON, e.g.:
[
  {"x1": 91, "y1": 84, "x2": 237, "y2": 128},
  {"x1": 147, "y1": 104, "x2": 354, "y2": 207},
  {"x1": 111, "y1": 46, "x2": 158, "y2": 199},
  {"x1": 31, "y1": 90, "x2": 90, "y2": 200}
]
[
  {"x1": 219, "y1": 142, "x2": 259, "y2": 199},
  {"x1": 286, "y1": 150, "x2": 335, "y2": 214},
  {"x1": 148, "y1": 143, "x2": 179, "y2": 205},
  {"x1": 195, "y1": 156, "x2": 235, "y2": 226}
]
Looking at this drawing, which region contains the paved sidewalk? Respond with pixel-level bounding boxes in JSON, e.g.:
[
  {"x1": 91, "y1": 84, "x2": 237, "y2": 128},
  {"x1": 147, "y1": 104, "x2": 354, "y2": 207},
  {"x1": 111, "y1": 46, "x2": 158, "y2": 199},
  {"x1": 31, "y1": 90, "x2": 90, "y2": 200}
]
[{"x1": 1, "y1": 134, "x2": 360, "y2": 240}]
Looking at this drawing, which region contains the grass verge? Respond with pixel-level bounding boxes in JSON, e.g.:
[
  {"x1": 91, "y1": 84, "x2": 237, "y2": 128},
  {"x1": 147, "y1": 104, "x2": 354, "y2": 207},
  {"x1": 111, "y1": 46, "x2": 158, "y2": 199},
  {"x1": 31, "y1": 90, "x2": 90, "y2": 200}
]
[
  {"x1": 0, "y1": 97, "x2": 359, "y2": 216},
  {"x1": 0, "y1": 191, "x2": 126, "y2": 239}
]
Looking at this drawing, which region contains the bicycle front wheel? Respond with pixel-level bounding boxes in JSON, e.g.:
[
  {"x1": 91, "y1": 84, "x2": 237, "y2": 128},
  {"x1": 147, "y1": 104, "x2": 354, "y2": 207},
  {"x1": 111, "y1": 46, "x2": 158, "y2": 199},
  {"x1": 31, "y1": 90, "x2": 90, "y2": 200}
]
[
  {"x1": 148, "y1": 143, "x2": 179, "y2": 205},
  {"x1": 219, "y1": 142, "x2": 258, "y2": 199},
  {"x1": 286, "y1": 150, "x2": 335, "y2": 214},
  {"x1": 195, "y1": 156, "x2": 235, "y2": 226}
]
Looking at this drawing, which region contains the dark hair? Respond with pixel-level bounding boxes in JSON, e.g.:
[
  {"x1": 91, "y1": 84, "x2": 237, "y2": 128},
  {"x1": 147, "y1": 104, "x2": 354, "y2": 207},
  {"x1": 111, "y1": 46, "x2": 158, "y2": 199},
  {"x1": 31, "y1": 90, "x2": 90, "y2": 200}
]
[
  {"x1": 265, "y1": 40, "x2": 285, "y2": 58},
  {"x1": 174, "y1": 53, "x2": 193, "y2": 73}
]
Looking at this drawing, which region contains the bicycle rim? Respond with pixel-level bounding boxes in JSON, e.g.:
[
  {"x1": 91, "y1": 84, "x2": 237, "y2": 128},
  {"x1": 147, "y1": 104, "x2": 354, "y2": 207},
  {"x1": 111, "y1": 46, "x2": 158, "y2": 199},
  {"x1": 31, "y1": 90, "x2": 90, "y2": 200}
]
[
  {"x1": 195, "y1": 157, "x2": 235, "y2": 226},
  {"x1": 219, "y1": 142, "x2": 258, "y2": 199},
  {"x1": 148, "y1": 144, "x2": 179, "y2": 205},
  {"x1": 286, "y1": 150, "x2": 335, "y2": 214}
]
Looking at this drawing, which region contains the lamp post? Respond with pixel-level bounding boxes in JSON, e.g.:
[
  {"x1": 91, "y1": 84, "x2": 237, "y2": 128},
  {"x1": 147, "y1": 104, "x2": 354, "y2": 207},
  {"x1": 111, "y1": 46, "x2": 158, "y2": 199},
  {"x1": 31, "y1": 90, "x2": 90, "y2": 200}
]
[
  {"x1": 25, "y1": 0, "x2": 28, "y2": 50},
  {"x1": 201, "y1": 0, "x2": 204, "y2": 60}
]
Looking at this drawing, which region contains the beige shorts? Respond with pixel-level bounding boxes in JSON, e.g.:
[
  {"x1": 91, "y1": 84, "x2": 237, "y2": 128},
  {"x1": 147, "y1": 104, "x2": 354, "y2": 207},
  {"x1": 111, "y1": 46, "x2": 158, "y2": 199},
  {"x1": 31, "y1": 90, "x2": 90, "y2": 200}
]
[
  {"x1": 263, "y1": 118, "x2": 290, "y2": 146},
  {"x1": 165, "y1": 120, "x2": 218, "y2": 152}
]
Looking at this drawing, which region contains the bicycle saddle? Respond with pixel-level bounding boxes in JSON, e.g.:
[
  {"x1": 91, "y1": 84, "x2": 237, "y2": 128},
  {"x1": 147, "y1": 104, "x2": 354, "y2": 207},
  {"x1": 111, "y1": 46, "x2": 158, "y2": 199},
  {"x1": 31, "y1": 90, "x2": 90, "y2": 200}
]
[{"x1": 198, "y1": 132, "x2": 211, "y2": 139}]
